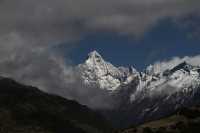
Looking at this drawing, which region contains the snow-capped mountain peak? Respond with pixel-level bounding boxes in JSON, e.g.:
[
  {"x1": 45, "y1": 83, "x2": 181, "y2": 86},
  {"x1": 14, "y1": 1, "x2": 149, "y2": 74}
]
[
  {"x1": 78, "y1": 51, "x2": 138, "y2": 91},
  {"x1": 88, "y1": 50, "x2": 101, "y2": 58},
  {"x1": 86, "y1": 50, "x2": 104, "y2": 64}
]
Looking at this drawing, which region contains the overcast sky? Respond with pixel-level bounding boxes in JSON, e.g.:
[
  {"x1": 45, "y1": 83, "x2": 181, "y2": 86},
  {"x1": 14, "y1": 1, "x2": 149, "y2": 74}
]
[{"x1": 0, "y1": 0, "x2": 200, "y2": 108}]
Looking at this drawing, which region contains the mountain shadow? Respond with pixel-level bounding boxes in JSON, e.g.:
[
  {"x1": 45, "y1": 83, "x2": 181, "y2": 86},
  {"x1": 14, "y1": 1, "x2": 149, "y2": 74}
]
[{"x1": 0, "y1": 77, "x2": 111, "y2": 133}]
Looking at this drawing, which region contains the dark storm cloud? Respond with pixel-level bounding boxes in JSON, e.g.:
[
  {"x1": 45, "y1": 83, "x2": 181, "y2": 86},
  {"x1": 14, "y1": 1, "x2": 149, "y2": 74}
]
[
  {"x1": 0, "y1": 0, "x2": 199, "y2": 38},
  {"x1": 0, "y1": 0, "x2": 200, "y2": 108}
]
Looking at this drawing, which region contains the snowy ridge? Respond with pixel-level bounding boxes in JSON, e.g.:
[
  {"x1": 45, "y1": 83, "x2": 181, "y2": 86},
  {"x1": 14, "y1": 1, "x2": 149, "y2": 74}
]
[
  {"x1": 78, "y1": 51, "x2": 200, "y2": 103},
  {"x1": 131, "y1": 62, "x2": 200, "y2": 101}
]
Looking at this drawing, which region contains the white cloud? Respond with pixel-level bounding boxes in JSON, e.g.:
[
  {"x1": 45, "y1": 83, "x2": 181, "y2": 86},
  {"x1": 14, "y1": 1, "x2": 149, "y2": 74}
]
[{"x1": 151, "y1": 55, "x2": 200, "y2": 74}]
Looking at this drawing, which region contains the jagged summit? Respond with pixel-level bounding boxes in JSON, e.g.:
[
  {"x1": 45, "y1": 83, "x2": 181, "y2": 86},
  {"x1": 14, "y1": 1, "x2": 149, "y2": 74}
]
[
  {"x1": 78, "y1": 51, "x2": 137, "y2": 91},
  {"x1": 85, "y1": 50, "x2": 106, "y2": 68},
  {"x1": 86, "y1": 51, "x2": 104, "y2": 65},
  {"x1": 162, "y1": 61, "x2": 196, "y2": 76},
  {"x1": 170, "y1": 61, "x2": 194, "y2": 72},
  {"x1": 87, "y1": 50, "x2": 102, "y2": 59}
]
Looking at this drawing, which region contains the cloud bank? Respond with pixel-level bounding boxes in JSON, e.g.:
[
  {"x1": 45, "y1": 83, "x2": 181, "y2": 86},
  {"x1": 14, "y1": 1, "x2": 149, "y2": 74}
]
[
  {"x1": 150, "y1": 55, "x2": 200, "y2": 74},
  {"x1": 0, "y1": 0, "x2": 199, "y2": 38}
]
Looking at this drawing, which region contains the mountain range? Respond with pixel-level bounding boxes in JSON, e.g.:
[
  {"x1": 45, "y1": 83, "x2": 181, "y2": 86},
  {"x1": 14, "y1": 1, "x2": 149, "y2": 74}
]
[
  {"x1": 0, "y1": 51, "x2": 200, "y2": 132},
  {"x1": 78, "y1": 51, "x2": 200, "y2": 128}
]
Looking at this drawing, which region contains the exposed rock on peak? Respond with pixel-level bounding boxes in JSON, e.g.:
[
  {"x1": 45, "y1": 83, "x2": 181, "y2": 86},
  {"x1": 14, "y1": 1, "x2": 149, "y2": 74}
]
[
  {"x1": 87, "y1": 50, "x2": 102, "y2": 59},
  {"x1": 78, "y1": 51, "x2": 138, "y2": 91}
]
